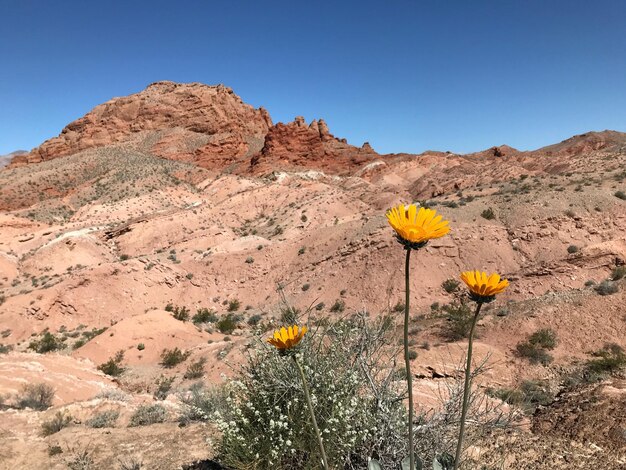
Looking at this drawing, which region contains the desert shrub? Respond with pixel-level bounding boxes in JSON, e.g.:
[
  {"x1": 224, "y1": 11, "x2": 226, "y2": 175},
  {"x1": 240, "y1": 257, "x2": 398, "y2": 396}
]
[
  {"x1": 160, "y1": 347, "x2": 190, "y2": 368},
  {"x1": 489, "y1": 380, "x2": 553, "y2": 413},
  {"x1": 214, "y1": 314, "x2": 511, "y2": 468},
  {"x1": 16, "y1": 383, "x2": 55, "y2": 410},
  {"x1": 184, "y1": 357, "x2": 207, "y2": 380},
  {"x1": 0, "y1": 343, "x2": 13, "y2": 354},
  {"x1": 29, "y1": 332, "x2": 64, "y2": 353},
  {"x1": 528, "y1": 328, "x2": 558, "y2": 350},
  {"x1": 480, "y1": 207, "x2": 496, "y2": 220},
  {"x1": 227, "y1": 299, "x2": 241, "y2": 312},
  {"x1": 441, "y1": 278, "x2": 459, "y2": 293},
  {"x1": 567, "y1": 244, "x2": 579, "y2": 254},
  {"x1": 214, "y1": 315, "x2": 409, "y2": 470},
  {"x1": 98, "y1": 350, "x2": 126, "y2": 376},
  {"x1": 247, "y1": 314, "x2": 262, "y2": 326},
  {"x1": 217, "y1": 314, "x2": 238, "y2": 334},
  {"x1": 515, "y1": 341, "x2": 553, "y2": 365},
  {"x1": 441, "y1": 302, "x2": 474, "y2": 341},
  {"x1": 85, "y1": 409, "x2": 119, "y2": 428},
  {"x1": 118, "y1": 457, "x2": 143, "y2": 470},
  {"x1": 95, "y1": 388, "x2": 130, "y2": 402},
  {"x1": 154, "y1": 375, "x2": 175, "y2": 400},
  {"x1": 81, "y1": 327, "x2": 107, "y2": 341},
  {"x1": 129, "y1": 404, "x2": 168, "y2": 427},
  {"x1": 171, "y1": 305, "x2": 190, "y2": 322},
  {"x1": 595, "y1": 280, "x2": 619, "y2": 296},
  {"x1": 48, "y1": 445, "x2": 63, "y2": 456},
  {"x1": 611, "y1": 266, "x2": 626, "y2": 281},
  {"x1": 614, "y1": 190, "x2": 626, "y2": 200},
  {"x1": 41, "y1": 411, "x2": 72, "y2": 436},
  {"x1": 280, "y1": 306, "x2": 300, "y2": 324},
  {"x1": 515, "y1": 328, "x2": 557, "y2": 365},
  {"x1": 586, "y1": 343, "x2": 626, "y2": 376},
  {"x1": 66, "y1": 447, "x2": 94, "y2": 470},
  {"x1": 178, "y1": 382, "x2": 229, "y2": 425},
  {"x1": 392, "y1": 301, "x2": 405, "y2": 313},
  {"x1": 192, "y1": 308, "x2": 217, "y2": 324},
  {"x1": 330, "y1": 299, "x2": 345, "y2": 313},
  {"x1": 408, "y1": 350, "x2": 418, "y2": 360}
]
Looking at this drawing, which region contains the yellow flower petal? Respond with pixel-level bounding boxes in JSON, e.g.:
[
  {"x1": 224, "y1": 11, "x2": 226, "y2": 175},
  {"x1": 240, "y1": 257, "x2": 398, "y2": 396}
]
[
  {"x1": 267, "y1": 325, "x2": 308, "y2": 351},
  {"x1": 280, "y1": 327, "x2": 288, "y2": 343},
  {"x1": 386, "y1": 203, "x2": 450, "y2": 245},
  {"x1": 460, "y1": 270, "x2": 509, "y2": 302}
]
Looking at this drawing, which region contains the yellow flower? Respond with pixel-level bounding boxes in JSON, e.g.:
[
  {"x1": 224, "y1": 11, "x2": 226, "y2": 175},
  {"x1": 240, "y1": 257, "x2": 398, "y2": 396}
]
[
  {"x1": 386, "y1": 203, "x2": 450, "y2": 249},
  {"x1": 268, "y1": 325, "x2": 308, "y2": 351},
  {"x1": 460, "y1": 270, "x2": 509, "y2": 302}
]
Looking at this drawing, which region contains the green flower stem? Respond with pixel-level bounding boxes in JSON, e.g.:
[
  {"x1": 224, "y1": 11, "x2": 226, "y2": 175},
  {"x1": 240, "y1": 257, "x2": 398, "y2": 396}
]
[
  {"x1": 404, "y1": 247, "x2": 415, "y2": 470},
  {"x1": 453, "y1": 301, "x2": 483, "y2": 470},
  {"x1": 293, "y1": 355, "x2": 329, "y2": 470}
]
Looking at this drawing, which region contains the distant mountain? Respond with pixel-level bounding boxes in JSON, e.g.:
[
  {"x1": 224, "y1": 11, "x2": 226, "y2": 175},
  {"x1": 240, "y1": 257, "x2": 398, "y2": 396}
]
[
  {"x1": 532, "y1": 130, "x2": 626, "y2": 156},
  {"x1": 0, "y1": 150, "x2": 27, "y2": 168}
]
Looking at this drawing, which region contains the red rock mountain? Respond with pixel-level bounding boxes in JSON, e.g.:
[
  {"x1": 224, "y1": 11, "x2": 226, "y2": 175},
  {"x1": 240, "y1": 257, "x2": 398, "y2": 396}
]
[
  {"x1": 13, "y1": 81, "x2": 273, "y2": 168},
  {"x1": 13, "y1": 81, "x2": 379, "y2": 174},
  {"x1": 250, "y1": 116, "x2": 378, "y2": 174}
]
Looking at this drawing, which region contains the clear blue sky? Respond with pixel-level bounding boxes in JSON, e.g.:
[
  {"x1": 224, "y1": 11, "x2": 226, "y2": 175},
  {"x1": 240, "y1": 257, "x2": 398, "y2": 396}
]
[{"x1": 1, "y1": 0, "x2": 625, "y2": 155}]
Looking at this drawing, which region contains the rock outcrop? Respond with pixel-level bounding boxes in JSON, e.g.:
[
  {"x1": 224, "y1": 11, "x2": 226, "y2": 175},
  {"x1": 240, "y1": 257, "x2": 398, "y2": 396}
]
[
  {"x1": 0, "y1": 150, "x2": 26, "y2": 168},
  {"x1": 12, "y1": 81, "x2": 272, "y2": 167},
  {"x1": 250, "y1": 116, "x2": 378, "y2": 174}
]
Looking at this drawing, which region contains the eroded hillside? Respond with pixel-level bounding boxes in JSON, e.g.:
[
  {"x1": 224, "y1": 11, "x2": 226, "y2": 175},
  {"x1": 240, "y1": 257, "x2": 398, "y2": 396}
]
[{"x1": 1, "y1": 83, "x2": 625, "y2": 469}]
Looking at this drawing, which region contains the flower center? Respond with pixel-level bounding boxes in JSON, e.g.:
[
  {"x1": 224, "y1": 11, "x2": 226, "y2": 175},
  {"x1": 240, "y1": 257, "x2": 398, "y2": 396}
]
[{"x1": 405, "y1": 225, "x2": 427, "y2": 241}]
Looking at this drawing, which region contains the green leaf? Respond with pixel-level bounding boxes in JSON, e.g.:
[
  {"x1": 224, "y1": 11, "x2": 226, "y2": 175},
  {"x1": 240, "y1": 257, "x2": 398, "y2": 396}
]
[
  {"x1": 368, "y1": 459, "x2": 383, "y2": 470},
  {"x1": 401, "y1": 455, "x2": 423, "y2": 470},
  {"x1": 432, "y1": 453, "x2": 455, "y2": 470}
]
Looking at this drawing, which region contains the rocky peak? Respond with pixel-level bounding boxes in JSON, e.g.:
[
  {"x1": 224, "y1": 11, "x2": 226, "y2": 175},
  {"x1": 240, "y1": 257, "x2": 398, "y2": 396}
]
[
  {"x1": 250, "y1": 116, "x2": 378, "y2": 174},
  {"x1": 12, "y1": 82, "x2": 273, "y2": 166}
]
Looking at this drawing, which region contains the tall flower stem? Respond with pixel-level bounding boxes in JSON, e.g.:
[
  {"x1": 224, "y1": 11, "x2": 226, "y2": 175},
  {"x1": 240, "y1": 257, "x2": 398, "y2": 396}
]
[
  {"x1": 403, "y1": 247, "x2": 415, "y2": 470},
  {"x1": 293, "y1": 355, "x2": 329, "y2": 470},
  {"x1": 453, "y1": 301, "x2": 483, "y2": 470}
]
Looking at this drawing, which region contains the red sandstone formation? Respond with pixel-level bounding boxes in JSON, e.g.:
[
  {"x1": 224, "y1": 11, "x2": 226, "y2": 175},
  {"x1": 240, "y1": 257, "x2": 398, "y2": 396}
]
[
  {"x1": 12, "y1": 81, "x2": 272, "y2": 167},
  {"x1": 250, "y1": 116, "x2": 378, "y2": 174}
]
